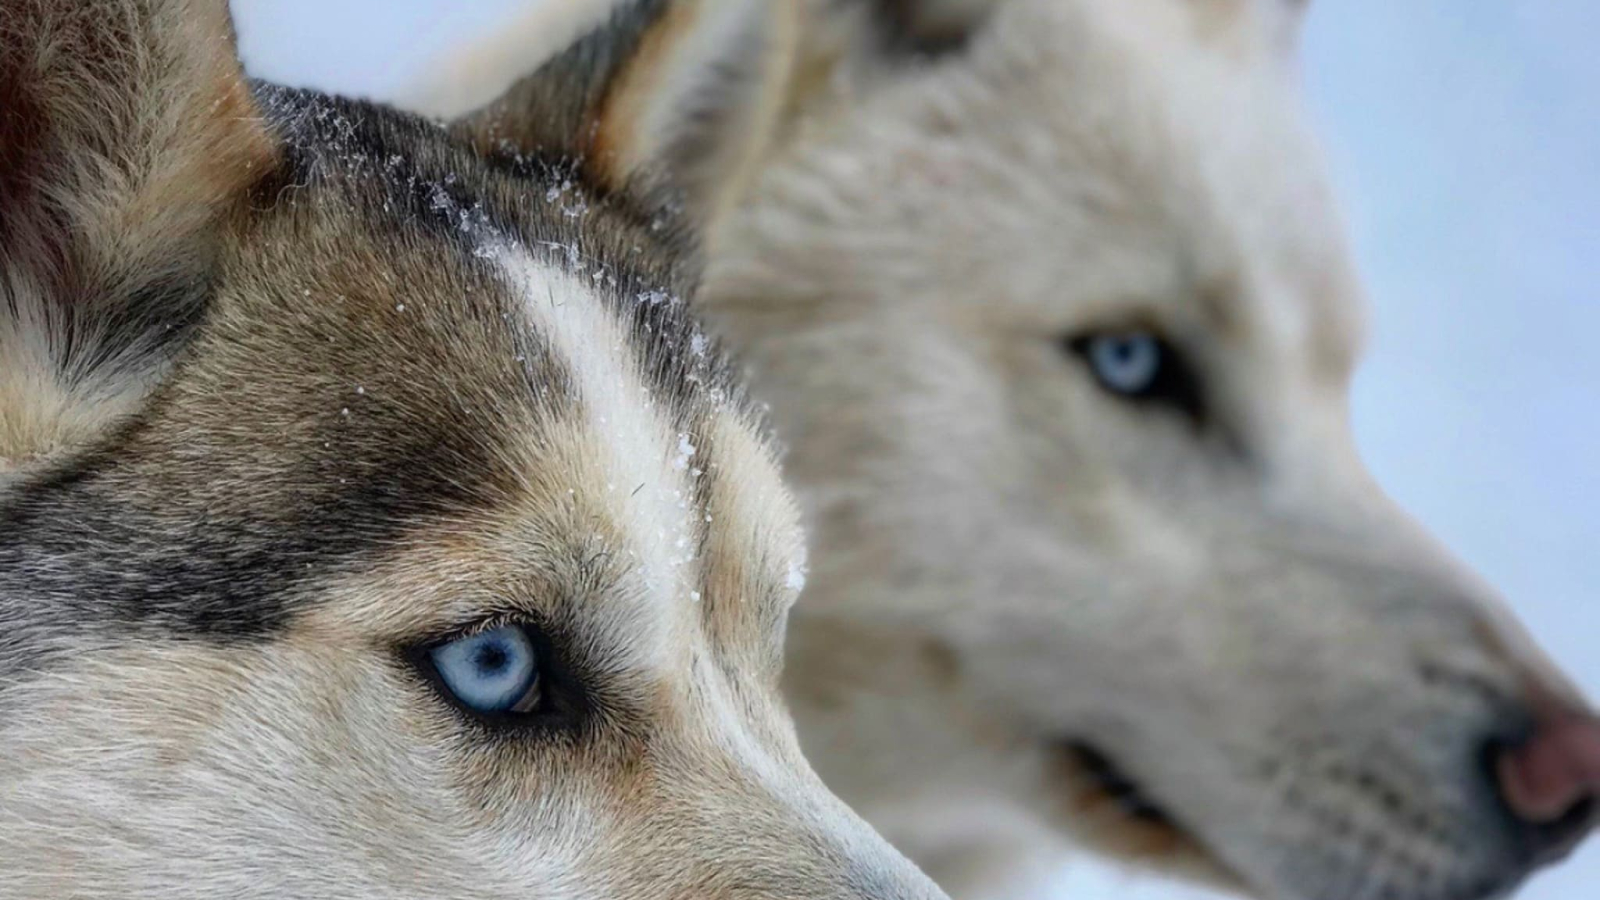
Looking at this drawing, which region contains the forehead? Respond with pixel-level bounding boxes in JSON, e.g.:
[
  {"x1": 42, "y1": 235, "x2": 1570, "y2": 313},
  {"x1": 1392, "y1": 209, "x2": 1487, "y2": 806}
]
[
  {"x1": 0, "y1": 90, "x2": 802, "y2": 672},
  {"x1": 859, "y1": 0, "x2": 1363, "y2": 366}
]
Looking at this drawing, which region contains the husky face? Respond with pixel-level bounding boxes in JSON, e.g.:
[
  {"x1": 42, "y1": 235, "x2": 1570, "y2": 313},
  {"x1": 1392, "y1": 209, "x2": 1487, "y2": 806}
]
[
  {"x1": 686, "y1": 0, "x2": 1600, "y2": 898},
  {"x1": 0, "y1": 2, "x2": 943, "y2": 899}
]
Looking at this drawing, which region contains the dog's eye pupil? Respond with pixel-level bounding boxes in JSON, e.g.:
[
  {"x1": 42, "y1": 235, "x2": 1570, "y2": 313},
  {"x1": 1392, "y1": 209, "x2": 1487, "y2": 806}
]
[
  {"x1": 474, "y1": 645, "x2": 509, "y2": 674},
  {"x1": 429, "y1": 625, "x2": 541, "y2": 715},
  {"x1": 1068, "y1": 330, "x2": 1204, "y2": 422},
  {"x1": 1085, "y1": 333, "x2": 1164, "y2": 395}
]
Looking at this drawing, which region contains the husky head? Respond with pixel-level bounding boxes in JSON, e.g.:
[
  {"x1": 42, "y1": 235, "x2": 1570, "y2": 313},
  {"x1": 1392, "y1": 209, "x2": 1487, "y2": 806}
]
[
  {"x1": 688, "y1": 0, "x2": 1600, "y2": 898},
  {"x1": 0, "y1": 1, "x2": 945, "y2": 898}
]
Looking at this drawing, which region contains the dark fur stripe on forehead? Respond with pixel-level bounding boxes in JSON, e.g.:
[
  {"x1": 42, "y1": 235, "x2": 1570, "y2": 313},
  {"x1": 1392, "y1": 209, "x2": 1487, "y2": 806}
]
[
  {"x1": 1, "y1": 84, "x2": 763, "y2": 657},
  {"x1": 0, "y1": 245, "x2": 557, "y2": 651},
  {"x1": 257, "y1": 84, "x2": 759, "y2": 458}
]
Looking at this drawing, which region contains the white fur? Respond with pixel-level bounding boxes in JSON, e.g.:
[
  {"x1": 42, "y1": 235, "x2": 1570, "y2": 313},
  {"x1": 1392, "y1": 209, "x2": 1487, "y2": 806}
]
[
  {"x1": 701, "y1": 1, "x2": 1592, "y2": 897},
  {"x1": 414, "y1": 0, "x2": 1598, "y2": 896},
  {"x1": 497, "y1": 248, "x2": 703, "y2": 635}
]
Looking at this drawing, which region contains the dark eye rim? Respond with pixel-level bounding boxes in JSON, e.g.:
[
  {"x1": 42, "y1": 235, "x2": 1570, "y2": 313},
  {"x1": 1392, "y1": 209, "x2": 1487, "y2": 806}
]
[
  {"x1": 401, "y1": 616, "x2": 591, "y2": 736},
  {"x1": 1064, "y1": 330, "x2": 1206, "y2": 423}
]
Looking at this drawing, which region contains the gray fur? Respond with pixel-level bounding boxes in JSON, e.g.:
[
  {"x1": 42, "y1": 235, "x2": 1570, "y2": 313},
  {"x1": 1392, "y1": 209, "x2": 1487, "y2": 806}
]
[{"x1": 0, "y1": 2, "x2": 945, "y2": 898}]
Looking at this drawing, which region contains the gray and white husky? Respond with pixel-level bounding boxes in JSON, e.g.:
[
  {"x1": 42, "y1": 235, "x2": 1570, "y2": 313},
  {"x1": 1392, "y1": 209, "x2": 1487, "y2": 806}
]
[
  {"x1": 0, "y1": 1, "x2": 945, "y2": 898},
  {"x1": 416, "y1": 1, "x2": 1600, "y2": 899}
]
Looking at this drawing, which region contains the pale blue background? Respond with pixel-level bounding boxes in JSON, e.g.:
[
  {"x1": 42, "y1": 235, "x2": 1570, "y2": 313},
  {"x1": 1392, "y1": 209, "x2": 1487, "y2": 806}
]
[{"x1": 232, "y1": 1, "x2": 1598, "y2": 897}]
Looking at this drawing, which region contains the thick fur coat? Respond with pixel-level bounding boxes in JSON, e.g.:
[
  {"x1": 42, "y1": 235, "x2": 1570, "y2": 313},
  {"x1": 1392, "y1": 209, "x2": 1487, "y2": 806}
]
[
  {"x1": 0, "y1": 1, "x2": 944, "y2": 898},
  {"x1": 414, "y1": 1, "x2": 1599, "y2": 899}
]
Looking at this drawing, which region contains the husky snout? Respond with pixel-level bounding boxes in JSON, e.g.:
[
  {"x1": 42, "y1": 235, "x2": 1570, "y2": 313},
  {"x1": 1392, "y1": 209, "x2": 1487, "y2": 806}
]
[
  {"x1": 1205, "y1": 509, "x2": 1600, "y2": 900},
  {"x1": 1474, "y1": 606, "x2": 1600, "y2": 864},
  {"x1": 1495, "y1": 715, "x2": 1600, "y2": 859},
  {"x1": 675, "y1": 805, "x2": 946, "y2": 900},
  {"x1": 628, "y1": 722, "x2": 946, "y2": 900}
]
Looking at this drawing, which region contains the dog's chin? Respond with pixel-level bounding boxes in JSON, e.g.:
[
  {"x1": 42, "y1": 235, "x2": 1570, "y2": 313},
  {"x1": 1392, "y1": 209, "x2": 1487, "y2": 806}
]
[{"x1": 1050, "y1": 741, "x2": 1251, "y2": 896}]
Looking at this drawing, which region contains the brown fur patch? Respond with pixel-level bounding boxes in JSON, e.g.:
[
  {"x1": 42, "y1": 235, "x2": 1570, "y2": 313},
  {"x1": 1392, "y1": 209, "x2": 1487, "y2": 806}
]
[{"x1": 591, "y1": 0, "x2": 704, "y2": 191}]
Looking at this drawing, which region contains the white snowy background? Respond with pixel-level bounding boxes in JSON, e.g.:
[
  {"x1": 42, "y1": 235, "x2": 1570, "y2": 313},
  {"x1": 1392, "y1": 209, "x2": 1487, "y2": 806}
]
[{"x1": 231, "y1": 1, "x2": 1599, "y2": 898}]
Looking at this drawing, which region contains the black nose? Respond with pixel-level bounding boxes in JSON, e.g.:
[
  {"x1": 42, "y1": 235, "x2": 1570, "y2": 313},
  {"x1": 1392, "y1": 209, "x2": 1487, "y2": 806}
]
[{"x1": 1485, "y1": 714, "x2": 1600, "y2": 865}]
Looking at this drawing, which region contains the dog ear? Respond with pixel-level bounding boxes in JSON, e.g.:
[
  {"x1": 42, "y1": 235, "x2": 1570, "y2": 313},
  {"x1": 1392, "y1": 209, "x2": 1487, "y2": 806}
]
[
  {"x1": 0, "y1": 0, "x2": 276, "y2": 472},
  {"x1": 1233, "y1": 0, "x2": 1312, "y2": 49},
  {"x1": 451, "y1": 0, "x2": 800, "y2": 234},
  {"x1": 1267, "y1": 0, "x2": 1312, "y2": 54}
]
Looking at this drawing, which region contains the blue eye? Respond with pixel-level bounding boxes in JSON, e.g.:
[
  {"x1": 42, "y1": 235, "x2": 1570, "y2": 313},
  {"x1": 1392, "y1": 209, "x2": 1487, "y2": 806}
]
[
  {"x1": 1086, "y1": 332, "x2": 1163, "y2": 395},
  {"x1": 1069, "y1": 330, "x2": 1205, "y2": 421},
  {"x1": 428, "y1": 625, "x2": 542, "y2": 715}
]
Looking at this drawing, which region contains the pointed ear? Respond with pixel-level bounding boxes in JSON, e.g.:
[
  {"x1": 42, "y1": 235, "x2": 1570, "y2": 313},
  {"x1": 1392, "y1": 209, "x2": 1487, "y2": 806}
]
[
  {"x1": 451, "y1": 0, "x2": 800, "y2": 233},
  {"x1": 1271, "y1": 0, "x2": 1313, "y2": 49},
  {"x1": 0, "y1": 0, "x2": 276, "y2": 471},
  {"x1": 1174, "y1": 0, "x2": 1309, "y2": 58}
]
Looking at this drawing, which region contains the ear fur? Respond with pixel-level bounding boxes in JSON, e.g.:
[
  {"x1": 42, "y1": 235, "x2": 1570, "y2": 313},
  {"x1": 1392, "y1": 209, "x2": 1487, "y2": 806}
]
[
  {"x1": 451, "y1": 0, "x2": 800, "y2": 234},
  {"x1": 1279, "y1": 0, "x2": 1312, "y2": 44},
  {"x1": 0, "y1": 0, "x2": 275, "y2": 472},
  {"x1": 1192, "y1": 0, "x2": 1312, "y2": 53}
]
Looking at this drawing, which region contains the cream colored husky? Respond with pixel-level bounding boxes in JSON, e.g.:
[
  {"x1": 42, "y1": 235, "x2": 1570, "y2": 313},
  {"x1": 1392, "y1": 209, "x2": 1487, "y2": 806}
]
[{"x1": 417, "y1": 1, "x2": 1600, "y2": 899}]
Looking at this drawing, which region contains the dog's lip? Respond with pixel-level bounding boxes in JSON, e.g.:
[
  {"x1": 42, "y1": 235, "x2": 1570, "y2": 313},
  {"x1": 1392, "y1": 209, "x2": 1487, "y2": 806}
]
[
  {"x1": 1061, "y1": 741, "x2": 1177, "y2": 826},
  {"x1": 1051, "y1": 739, "x2": 1248, "y2": 892}
]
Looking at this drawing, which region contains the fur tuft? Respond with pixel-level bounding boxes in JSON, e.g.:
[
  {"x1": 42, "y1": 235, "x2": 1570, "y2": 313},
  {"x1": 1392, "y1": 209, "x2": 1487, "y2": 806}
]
[{"x1": 0, "y1": 0, "x2": 276, "y2": 472}]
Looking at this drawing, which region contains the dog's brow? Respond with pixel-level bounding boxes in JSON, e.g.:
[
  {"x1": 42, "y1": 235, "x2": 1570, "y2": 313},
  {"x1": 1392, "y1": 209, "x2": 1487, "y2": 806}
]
[
  {"x1": 493, "y1": 246, "x2": 708, "y2": 615},
  {"x1": 1197, "y1": 270, "x2": 1249, "y2": 340}
]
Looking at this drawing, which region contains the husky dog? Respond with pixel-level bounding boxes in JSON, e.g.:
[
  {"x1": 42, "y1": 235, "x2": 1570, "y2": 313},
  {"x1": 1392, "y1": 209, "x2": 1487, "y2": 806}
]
[
  {"x1": 412, "y1": 1, "x2": 1600, "y2": 899},
  {"x1": 0, "y1": 1, "x2": 949, "y2": 898}
]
